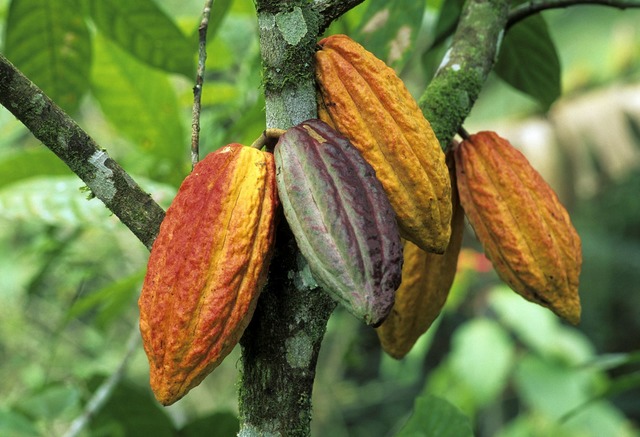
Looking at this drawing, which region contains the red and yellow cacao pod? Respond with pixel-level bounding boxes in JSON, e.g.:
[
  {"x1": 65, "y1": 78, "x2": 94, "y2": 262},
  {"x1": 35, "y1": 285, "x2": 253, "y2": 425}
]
[
  {"x1": 275, "y1": 119, "x2": 403, "y2": 326},
  {"x1": 455, "y1": 131, "x2": 582, "y2": 324},
  {"x1": 376, "y1": 156, "x2": 465, "y2": 359},
  {"x1": 315, "y1": 34, "x2": 451, "y2": 254},
  {"x1": 138, "y1": 144, "x2": 278, "y2": 405}
]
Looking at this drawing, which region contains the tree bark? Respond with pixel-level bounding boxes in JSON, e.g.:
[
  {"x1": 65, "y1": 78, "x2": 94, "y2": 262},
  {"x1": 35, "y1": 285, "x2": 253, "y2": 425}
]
[
  {"x1": 419, "y1": 0, "x2": 510, "y2": 151},
  {"x1": 237, "y1": 3, "x2": 337, "y2": 436}
]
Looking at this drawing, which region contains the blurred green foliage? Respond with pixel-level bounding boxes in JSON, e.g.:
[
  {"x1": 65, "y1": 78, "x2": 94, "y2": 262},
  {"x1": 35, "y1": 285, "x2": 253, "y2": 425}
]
[{"x1": 0, "y1": 0, "x2": 639, "y2": 436}]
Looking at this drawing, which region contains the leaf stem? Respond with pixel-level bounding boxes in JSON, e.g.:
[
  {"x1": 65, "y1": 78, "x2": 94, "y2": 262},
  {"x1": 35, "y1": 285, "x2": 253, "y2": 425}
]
[
  {"x1": 62, "y1": 326, "x2": 140, "y2": 437},
  {"x1": 191, "y1": 0, "x2": 215, "y2": 168}
]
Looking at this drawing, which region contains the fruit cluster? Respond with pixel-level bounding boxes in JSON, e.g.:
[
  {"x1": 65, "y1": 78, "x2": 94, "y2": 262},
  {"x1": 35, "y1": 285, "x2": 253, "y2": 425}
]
[{"x1": 138, "y1": 35, "x2": 582, "y2": 405}]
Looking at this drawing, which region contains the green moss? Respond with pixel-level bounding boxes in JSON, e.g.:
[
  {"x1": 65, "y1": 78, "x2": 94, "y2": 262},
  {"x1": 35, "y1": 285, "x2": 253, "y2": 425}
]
[{"x1": 420, "y1": 67, "x2": 483, "y2": 151}]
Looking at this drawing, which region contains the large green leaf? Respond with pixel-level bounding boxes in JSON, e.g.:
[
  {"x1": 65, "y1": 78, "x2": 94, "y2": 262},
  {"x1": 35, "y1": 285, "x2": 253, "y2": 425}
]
[
  {"x1": 353, "y1": 0, "x2": 426, "y2": 71},
  {"x1": 395, "y1": 394, "x2": 473, "y2": 437},
  {"x1": 0, "y1": 175, "x2": 175, "y2": 227},
  {"x1": 0, "y1": 148, "x2": 71, "y2": 189},
  {"x1": 14, "y1": 384, "x2": 80, "y2": 421},
  {"x1": 90, "y1": 34, "x2": 188, "y2": 179},
  {"x1": 66, "y1": 270, "x2": 144, "y2": 328},
  {"x1": 449, "y1": 318, "x2": 515, "y2": 406},
  {"x1": 4, "y1": 0, "x2": 91, "y2": 113},
  {"x1": 494, "y1": 15, "x2": 561, "y2": 110},
  {"x1": 87, "y1": 0, "x2": 195, "y2": 77},
  {"x1": 0, "y1": 176, "x2": 116, "y2": 227},
  {"x1": 0, "y1": 408, "x2": 40, "y2": 437}
]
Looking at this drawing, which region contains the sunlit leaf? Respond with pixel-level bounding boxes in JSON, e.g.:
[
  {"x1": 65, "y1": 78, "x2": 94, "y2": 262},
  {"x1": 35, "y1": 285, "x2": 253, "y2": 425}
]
[
  {"x1": 90, "y1": 34, "x2": 188, "y2": 179},
  {"x1": 0, "y1": 176, "x2": 116, "y2": 227},
  {"x1": 395, "y1": 394, "x2": 473, "y2": 437},
  {"x1": 495, "y1": 15, "x2": 561, "y2": 110},
  {"x1": 87, "y1": 0, "x2": 194, "y2": 77},
  {"x1": 449, "y1": 318, "x2": 515, "y2": 405},
  {"x1": 4, "y1": 0, "x2": 91, "y2": 113},
  {"x1": 0, "y1": 175, "x2": 175, "y2": 228},
  {"x1": 354, "y1": 0, "x2": 425, "y2": 71}
]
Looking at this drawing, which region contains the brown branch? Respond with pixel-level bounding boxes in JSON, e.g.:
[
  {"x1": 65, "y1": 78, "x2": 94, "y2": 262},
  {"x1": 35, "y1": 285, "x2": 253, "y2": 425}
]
[
  {"x1": 419, "y1": 0, "x2": 511, "y2": 151},
  {"x1": 508, "y1": 0, "x2": 640, "y2": 28},
  {"x1": 191, "y1": 0, "x2": 215, "y2": 168},
  {"x1": 314, "y1": 0, "x2": 366, "y2": 33},
  {"x1": 0, "y1": 53, "x2": 165, "y2": 250}
]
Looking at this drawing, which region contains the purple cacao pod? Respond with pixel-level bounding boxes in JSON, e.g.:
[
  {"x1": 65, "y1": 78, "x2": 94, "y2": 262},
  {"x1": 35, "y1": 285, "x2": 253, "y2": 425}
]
[{"x1": 274, "y1": 119, "x2": 403, "y2": 326}]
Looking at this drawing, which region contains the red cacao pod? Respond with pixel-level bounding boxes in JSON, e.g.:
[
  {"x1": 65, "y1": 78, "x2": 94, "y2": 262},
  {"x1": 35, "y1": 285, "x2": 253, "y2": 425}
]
[{"x1": 139, "y1": 144, "x2": 278, "y2": 405}]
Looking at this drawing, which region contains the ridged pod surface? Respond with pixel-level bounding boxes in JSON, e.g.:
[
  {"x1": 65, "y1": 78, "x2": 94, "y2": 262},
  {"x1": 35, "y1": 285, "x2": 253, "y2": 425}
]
[
  {"x1": 315, "y1": 34, "x2": 451, "y2": 254},
  {"x1": 455, "y1": 131, "x2": 582, "y2": 324},
  {"x1": 139, "y1": 144, "x2": 278, "y2": 405},
  {"x1": 275, "y1": 119, "x2": 403, "y2": 326},
  {"x1": 376, "y1": 156, "x2": 465, "y2": 359}
]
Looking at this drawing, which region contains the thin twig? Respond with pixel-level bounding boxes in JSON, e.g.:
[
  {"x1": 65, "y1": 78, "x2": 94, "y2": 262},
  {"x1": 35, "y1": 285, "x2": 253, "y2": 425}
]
[
  {"x1": 191, "y1": 0, "x2": 215, "y2": 169},
  {"x1": 249, "y1": 128, "x2": 287, "y2": 150},
  {"x1": 508, "y1": 0, "x2": 640, "y2": 28},
  {"x1": 62, "y1": 326, "x2": 141, "y2": 437}
]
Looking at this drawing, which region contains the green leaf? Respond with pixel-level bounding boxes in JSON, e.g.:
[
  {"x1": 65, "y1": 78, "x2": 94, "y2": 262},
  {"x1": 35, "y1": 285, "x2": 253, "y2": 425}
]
[
  {"x1": 4, "y1": 0, "x2": 91, "y2": 113},
  {"x1": 66, "y1": 270, "x2": 144, "y2": 328},
  {"x1": 0, "y1": 148, "x2": 71, "y2": 189},
  {"x1": 515, "y1": 355, "x2": 594, "y2": 419},
  {"x1": 0, "y1": 175, "x2": 175, "y2": 227},
  {"x1": 179, "y1": 411, "x2": 239, "y2": 437},
  {"x1": 89, "y1": 378, "x2": 175, "y2": 437},
  {"x1": 87, "y1": 0, "x2": 195, "y2": 77},
  {"x1": 432, "y1": 0, "x2": 464, "y2": 44},
  {"x1": 0, "y1": 176, "x2": 115, "y2": 227},
  {"x1": 15, "y1": 384, "x2": 80, "y2": 421},
  {"x1": 494, "y1": 15, "x2": 561, "y2": 110},
  {"x1": 354, "y1": 0, "x2": 426, "y2": 71},
  {"x1": 395, "y1": 394, "x2": 473, "y2": 437},
  {"x1": 449, "y1": 318, "x2": 515, "y2": 406},
  {"x1": 90, "y1": 34, "x2": 188, "y2": 179},
  {"x1": 0, "y1": 408, "x2": 40, "y2": 437}
]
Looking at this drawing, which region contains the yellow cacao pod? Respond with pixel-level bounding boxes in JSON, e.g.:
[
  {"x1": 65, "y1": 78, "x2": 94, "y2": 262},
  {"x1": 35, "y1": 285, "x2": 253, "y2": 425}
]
[
  {"x1": 376, "y1": 156, "x2": 464, "y2": 359},
  {"x1": 138, "y1": 144, "x2": 278, "y2": 405},
  {"x1": 455, "y1": 131, "x2": 582, "y2": 324},
  {"x1": 315, "y1": 34, "x2": 452, "y2": 254}
]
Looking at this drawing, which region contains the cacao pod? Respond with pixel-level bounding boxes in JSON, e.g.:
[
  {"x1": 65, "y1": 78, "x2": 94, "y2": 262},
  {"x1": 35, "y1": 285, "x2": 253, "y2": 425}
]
[
  {"x1": 275, "y1": 119, "x2": 403, "y2": 326},
  {"x1": 455, "y1": 131, "x2": 582, "y2": 324},
  {"x1": 315, "y1": 34, "x2": 451, "y2": 254},
  {"x1": 138, "y1": 144, "x2": 278, "y2": 405},
  {"x1": 376, "y1": 155, "x2": 465, "y2": 359}
]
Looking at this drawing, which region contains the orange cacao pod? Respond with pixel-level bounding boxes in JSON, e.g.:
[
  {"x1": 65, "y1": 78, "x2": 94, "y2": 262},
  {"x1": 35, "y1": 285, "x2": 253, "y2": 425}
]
[
  {"x1": 455, "y1": 131, "x2": 582, "y2": 324},
  {"x1": 376, "y1": 156, "x2": 465, "y2": 359},
  {"x1": 138, "y1": 144, "x2": 278, "y2": 405},
  {"x1": 315, "y1": 34, "x2": 452, "y2": 254}
]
